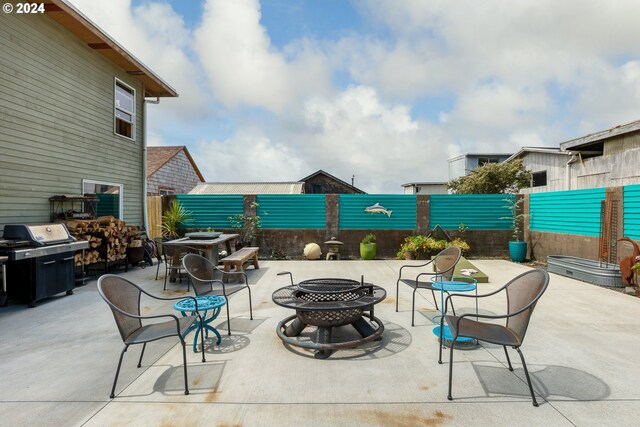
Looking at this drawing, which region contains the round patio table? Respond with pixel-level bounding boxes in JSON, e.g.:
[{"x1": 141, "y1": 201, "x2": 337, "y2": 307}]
[
  {"x1": 174, "y1": 295, "x2": 226, "y2": 352},
  {"x1": 431, "y1": 276, "x2": 478, "y2": 343}
]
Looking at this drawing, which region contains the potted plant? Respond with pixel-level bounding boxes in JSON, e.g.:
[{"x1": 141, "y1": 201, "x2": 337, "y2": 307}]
[
  {"x1": 502, "y1": 195, "x2": 527, "y2": 262},
  {"x1": 360, "y1": 233, "x2": 377, "y2": 260},
  {"x1": 227, "y1": 202, "x2": 263, "y2": 249},
  {"x1": 397, "y1": 236, "x2": 419, "y2": 260},
  {"x1": 162, "y1": 200, "x2": 191, "y2": 240}
]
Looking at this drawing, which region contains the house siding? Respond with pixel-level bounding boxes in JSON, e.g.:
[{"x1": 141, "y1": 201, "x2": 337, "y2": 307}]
[
  {"x1": 147, "y1": 151, "x2": 203, "y2": 195},
  {"x1": 0, "y1": 11, "x2": 144, "y2": 228},
  {"x1": 520, "y1": 153, "x2": 572, "y2": 194}
]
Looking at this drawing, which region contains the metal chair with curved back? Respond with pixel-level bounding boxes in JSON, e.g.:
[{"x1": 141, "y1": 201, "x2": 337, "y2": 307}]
[
  {"x1": 97, "y1": 275, "x2": 205, "y2": 398},
  {"x1": 182, "y1": 253, "x2": 253, "y2": 336},
  {"x1": 395, "y1": 246, "x2": 462, "y2": 326},
  {"x1": 438, "y1": 268, "x2": 550, "y2": 407}
]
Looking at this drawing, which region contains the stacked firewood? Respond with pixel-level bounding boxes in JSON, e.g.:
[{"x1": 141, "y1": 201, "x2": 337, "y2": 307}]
[{"x1": 64, "y1": 216, "x2": 140, "y2": 267}]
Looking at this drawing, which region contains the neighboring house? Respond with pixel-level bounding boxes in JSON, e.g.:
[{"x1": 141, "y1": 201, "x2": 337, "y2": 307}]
[
  {"x1": 507, "y1": 120, "x2": 640, "y2": 193},
  {"x1": 147, "y1": 146, "x2": 204, "y2": 195},
  {"x1": 190, "y1": 182, "x2": 304, "y2": 194},
  {"x1": 299, "y1": 170, "x2": 366, "y2": 194},
  {"x1": 560, "y1": 119, "x2": 640, "y2": 190},
  {"x1": 504, "y1": 147, "x2": 574, "y2": 193},
  {"x1": 0, "y1": 0, "x2": 176, "y2": 229},
  {"x1": 448, "y1": 153, "x2": 513, "y2": 181},
  {"x1": 401, "y1": 182, "x2": 449, "y2": 195}
]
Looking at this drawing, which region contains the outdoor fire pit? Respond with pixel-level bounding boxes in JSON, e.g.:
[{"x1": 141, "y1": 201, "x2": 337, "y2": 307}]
[{"x1": 272, "y1": 273, "x2": 386, "y2": 359}]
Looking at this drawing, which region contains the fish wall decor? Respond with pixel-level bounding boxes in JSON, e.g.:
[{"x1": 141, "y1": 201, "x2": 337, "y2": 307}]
[{"x1": 364, "y1": 202, "x2": 392, "y2": 217}]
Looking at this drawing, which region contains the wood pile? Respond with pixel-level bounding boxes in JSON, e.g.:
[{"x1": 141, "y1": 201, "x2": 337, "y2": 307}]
[{"x1": 63, "y1": 216, "x2": 141, "y2": 267}]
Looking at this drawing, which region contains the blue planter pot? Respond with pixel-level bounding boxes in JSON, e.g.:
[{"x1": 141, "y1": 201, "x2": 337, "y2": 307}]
[{"x1": 509, "y1": 241, "x2": 527, "y2": 263}]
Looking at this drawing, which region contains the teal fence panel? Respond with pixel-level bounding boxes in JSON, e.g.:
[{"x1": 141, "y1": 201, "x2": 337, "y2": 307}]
[
  {"x1": 529, "y1": 188, "x2": 605, "y2": 236},
  {"x1": 96, "y1": 194, "x2": 119, "y2": 219},
  {"x1": 257, "y1": 195, "x2": 325, "y2": 229},
  {"x1": 624, "y1": 184, "x2": 640, "y2": 240},
  {"x1": 430, "y1": 194, "x2": 513, "y2": 230},
  {"x1": 175, "y1": 194, "x2": 244, "y2": 229},
  {"x1": 339, "y1": 195, "x2": 416, "y2": 229}
]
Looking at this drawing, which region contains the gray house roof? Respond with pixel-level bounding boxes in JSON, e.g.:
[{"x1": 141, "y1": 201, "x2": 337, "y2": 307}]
[
  {"x1": 505, "y1": 147, "x2": 571, "y2": 162},
  {"x1": 560, "y1": 119, "x2": 640, "y2": 150},
  {"x1": 189, "y1": 182, "x2": 304, "y2": 194}
]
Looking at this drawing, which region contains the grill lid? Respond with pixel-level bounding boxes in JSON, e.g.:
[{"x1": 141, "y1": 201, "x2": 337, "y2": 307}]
[{"x1": 2, "y1": 224, "x2": 75, "y2": 246}]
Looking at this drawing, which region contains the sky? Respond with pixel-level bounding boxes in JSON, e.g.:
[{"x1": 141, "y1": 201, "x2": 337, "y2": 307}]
[{"x1": 67, "y1": 0, "x2": 640, "y2": 193}]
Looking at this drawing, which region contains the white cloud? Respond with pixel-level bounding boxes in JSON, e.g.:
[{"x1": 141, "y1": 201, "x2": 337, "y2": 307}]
[
  {"x1": 66, "y1": 0, "x2": 640, "y2": 191},
  {"x1": 68, "y1": 0, "x2": 209, "y2": 120},
  {"x1": 194, "y1": 0, "x2": 333, "y2": 112},
  {"x1": 196, "y1": 86, "x2": 450, "y2": 193}
]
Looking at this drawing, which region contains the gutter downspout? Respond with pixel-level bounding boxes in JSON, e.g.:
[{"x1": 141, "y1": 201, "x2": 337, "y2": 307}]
[
  {"x1": 142, "y1": 97, "x2": 160, "y2": 232},
  {"x1": 565, "y1": 151, "x2": 578, "y2": 190}
]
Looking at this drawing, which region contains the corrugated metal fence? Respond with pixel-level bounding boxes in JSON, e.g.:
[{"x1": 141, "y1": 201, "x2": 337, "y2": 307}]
[
  {"x1": 339, "y1": 194, "x2": 416, "y2": 229},
  {"x1": 430, "y1": 194, "x2": 513, "y2": 230},
  {"x1": 529, "y1": 188, "x2": 606, "y2": 236},
  {"x1": 624, "y1": 184, "x2": 640, "y2": 239},
  {"x1": 257, "y1": 195, "x2": 325, "y2": 229},
  {"x1": 176, "y1": 194, "x2": 243, "y2": 229}
]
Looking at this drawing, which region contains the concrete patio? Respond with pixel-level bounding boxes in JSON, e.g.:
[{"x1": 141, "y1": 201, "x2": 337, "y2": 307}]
[{"x1": 1, "y1": 259, "x2": 639, "y2": 426}]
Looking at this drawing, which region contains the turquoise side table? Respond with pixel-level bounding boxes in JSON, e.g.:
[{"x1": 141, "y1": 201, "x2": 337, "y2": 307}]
[{"x1": 174, "y1": 295, "x2": 226, "y2": 352}]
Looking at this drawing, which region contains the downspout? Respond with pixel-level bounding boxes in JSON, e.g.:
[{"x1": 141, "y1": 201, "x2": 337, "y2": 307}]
[
  {"x1": 565, "y1": 151, "x2": 578, "y2": 190},
  {"x1": 142, "y1": 97, "x2": 160, "y2": 231}
]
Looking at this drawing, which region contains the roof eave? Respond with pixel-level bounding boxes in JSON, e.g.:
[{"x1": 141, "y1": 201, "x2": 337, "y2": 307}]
[{"x1": 46, "y1": 0, "x2": 177, "y2": 98}]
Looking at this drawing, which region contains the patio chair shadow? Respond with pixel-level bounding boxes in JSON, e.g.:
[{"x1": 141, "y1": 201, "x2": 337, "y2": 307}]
[
  {"x1": 216, "y1": 317, "x2": 266, "y2": 334},
  {"x1": 154, "y1": 361, "x2": 226, "y2": 396},
  {"x1": 279, "y1": 321, "x2": 412, "y2": 361},
  {"x1": 473, "y1": 363, "x2": 610, "y2": 401}
]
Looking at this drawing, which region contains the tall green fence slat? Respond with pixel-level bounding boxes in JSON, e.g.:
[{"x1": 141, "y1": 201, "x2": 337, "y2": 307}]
[
  {"x1": 257, "y1": 195, "x2": 325, "y2": 229},
  {"x1": 176, "y1": 194, "x2": 244, "y2": 229},
  {"x1": 430, "y1": 194, "x2": 513, "y2": 230},
  {"x1": 339, "y1": 195, "x2": 416, "y2": 230},
  {"x1": 624, "y1": 184, "x2": 640, "y2": 239},
  {"x1": 529, "y1": 188, "x2": 605, "y2": 236}
]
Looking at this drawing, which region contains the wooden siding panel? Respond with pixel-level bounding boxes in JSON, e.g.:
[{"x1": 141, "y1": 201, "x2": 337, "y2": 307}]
[{"x1": 0, "y1": 11, "x2": 145, "y2": 228}]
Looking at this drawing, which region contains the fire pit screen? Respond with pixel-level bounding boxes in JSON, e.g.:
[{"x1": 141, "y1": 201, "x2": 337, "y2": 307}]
[{"x1": 272, "y1": 274, "x2": 386, "y2": 359}]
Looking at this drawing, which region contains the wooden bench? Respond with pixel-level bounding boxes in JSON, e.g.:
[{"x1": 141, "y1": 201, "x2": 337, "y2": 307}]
[{"x1": 221, "y1": 247, "x2": 259, "y2": 283}]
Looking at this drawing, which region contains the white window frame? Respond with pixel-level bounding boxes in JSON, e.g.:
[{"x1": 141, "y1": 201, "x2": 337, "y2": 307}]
[
  {"x1": 114, "y1": 78, "x2": 136, "y2": 141},
  {"x1": 82, "y1": 179, "x2": 124, "y2": 219}
]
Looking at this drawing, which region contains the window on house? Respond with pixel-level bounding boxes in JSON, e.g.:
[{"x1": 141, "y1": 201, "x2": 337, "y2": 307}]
[
  {"x1": 114, "y1": 79, "x2": 135, "y2": 140},
  {"x1": 83, "y1": 180, "x2": 123, "y2": 219},
  {"x1": 532, "y1": 171, "x2": 547, "y2": 187},
  {"x1": 312, "y1": 184, "x2": 322, "y2": 194},
  {"x1": 477, "y1": 157, "x2": 500, "y2": 167},
  {"x1": 159, "y1": 188, "x2": 175, "y2": 196}
]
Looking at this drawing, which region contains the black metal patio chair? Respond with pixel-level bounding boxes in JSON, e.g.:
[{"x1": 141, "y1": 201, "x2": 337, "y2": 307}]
[
  {"x1": 438, "y1": 268, "x2": 550, "y2": 407},
  {"x1": 395, "y1": 246, "x2": 462, "y2": 326},
  {"x1": 97, "y1": 275, "x2": 205, "y2": 398},
  {"x1": 182, "y1": 253, "x2": 253, "y2": 335}
]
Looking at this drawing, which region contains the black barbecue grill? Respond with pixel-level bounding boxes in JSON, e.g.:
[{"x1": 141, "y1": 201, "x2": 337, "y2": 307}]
[{"x1": 0, "y1": 224, "x2": 89, "y2": 307}]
